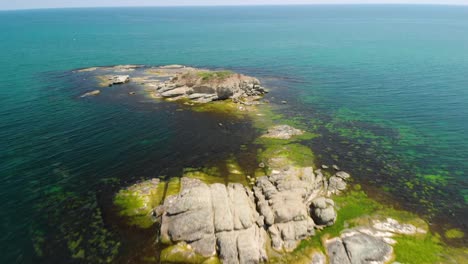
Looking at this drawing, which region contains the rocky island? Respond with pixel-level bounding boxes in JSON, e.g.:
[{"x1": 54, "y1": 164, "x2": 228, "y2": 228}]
[
  {"x1": 76, "y1": 65, "x2": 267, "y2": 106},
  {"x1": 73, "y1": 65, "x2": 466, "y2": 263}
]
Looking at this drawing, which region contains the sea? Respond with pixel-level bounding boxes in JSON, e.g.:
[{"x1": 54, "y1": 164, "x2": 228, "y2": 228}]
[{"x1": 0, "y1": 5, "x2": 467, "y2": 263}]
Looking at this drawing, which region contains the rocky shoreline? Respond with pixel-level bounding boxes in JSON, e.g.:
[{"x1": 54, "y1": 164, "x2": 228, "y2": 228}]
[
  {"x1": 74, "y1": 65, "x2": 466, "y2": 263},
  {"x1": 114, "y1": 125, "x2": 435, "y2": 264}
]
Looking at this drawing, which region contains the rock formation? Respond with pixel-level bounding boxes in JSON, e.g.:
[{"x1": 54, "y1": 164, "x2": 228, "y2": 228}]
[
  {"x1": 77, "y1": 65, "x2": 268, "y2": 104},
  {"x1": 151, "y1": 66, "x2": 267, "y2": 103},
  {"x1": 157, "y1": 177, "x2": 268, "y2": 264}
]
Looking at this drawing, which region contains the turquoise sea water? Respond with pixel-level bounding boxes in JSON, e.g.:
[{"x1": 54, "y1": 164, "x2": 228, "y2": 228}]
[{"x1": 0, "y1": 5, "x2": 467, "y2": 262}]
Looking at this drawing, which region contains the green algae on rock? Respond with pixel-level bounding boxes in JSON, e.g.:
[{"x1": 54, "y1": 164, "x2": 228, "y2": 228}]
[{"x1": 114, "y1": 178, "x2": 165, "y2": 228}]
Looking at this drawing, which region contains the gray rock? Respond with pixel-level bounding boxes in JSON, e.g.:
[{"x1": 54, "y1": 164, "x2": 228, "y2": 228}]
[
  {"x1": 217, "y1": 231, "x2": 239, "y2": 264},
  {"x1": 326, "y1": 238, "x2": 351, "y2": 264},
  {"x1": 332, "y1": 165, "x2": 340, "y2": 171},
  {"x1": 311, "y1": 197, "x2": 336, "y2": 226},
  {"x1": 342, "y1": 233, "x2": 393, "y2": 264},
  {"x1": 210, "y1": 184, "x2": 234, "y2": 232},
  {"x1": 188, "y1": 93, "x2": 216, "y2": 100},
  {"x1": 228, "y1": 183, "x2": 258, "y2": 230},
  {"x1": 161, "y1": 87, "x2": 188, "y2": 98},
  {"x1": 217, "y1": 86, "x2": 234, "y2": 100},
  {"x1": 328, "y1": 175, "x2": 347, "y2": 194},
  {"x1": 110, "y1": 75, "x2": 130, "y2": 84},
  {"x1": 159, "y1": 178, "x2": 266, "y2": 263}
]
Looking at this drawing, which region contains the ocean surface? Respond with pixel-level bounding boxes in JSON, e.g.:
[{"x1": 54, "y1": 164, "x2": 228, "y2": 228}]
[{"x1": 0, "y1": 5, "x2": 467, "y2": 263}]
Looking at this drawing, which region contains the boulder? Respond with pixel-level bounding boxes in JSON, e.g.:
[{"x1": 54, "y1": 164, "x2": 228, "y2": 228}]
[
  {"x1": 110, "y1": 75, "x2": 130, "y2": 84},
  {"x1": 342, "y1": 233, "x2": 393, "y2": 264},
  {"x1": 311, "y1": 197, "x2": 336, "y2": 226}
]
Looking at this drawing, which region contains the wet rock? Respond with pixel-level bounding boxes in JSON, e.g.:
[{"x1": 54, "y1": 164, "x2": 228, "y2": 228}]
[
  {"x1": 110, "y1": 75, "x2": 130, "y2": 85},
  {"x1": 80, "y1": 90, "x2": 100, "y2": 98},
  {"x1": 332, "y1": 165, "x2": 340, "y2": 171},
  {"x1": 321, "y1": 165, "x2": 329, "y2": 169},
  {"x1": 262, "y1": 125, "x2": 304, "y2": 140}
]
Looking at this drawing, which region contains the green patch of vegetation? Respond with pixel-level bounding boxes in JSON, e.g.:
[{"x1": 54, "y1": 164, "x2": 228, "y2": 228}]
[
  {"x1": 445, "y1": 228, "x2": 464, "y2": 239},
  {"x1": 165, "y1": 177, "x2": 181, "y2": 197},
  {"x1": 160, "y1": 242, "x2": 219, "y2": 264},
  {"x1": 197, "y1": 70, "x2": 233, "y2": 81},
  {"x1": 257, "y1": 142, "x2": 315, "y2": 169},
  {"x1": 321, "y1": 186, "x2": 382, "y2": 237},
  {"x1": 114, "y1": 180, "x2": 164, "y2": 228},
  {"x1": 394, "y1": 234, "x2": 444, "y2": 264},
  {"x1": 421, "y1": 173, "x2": 449, "y2": 186},
  {"x1": 268, "y1": 238, "x2": 324, "y2": 264},
  {"x1": 184, "y1": 168, "x2": 225, "y2": 185}
]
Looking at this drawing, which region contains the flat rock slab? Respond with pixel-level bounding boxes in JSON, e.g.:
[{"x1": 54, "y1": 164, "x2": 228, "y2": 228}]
[{"x1": 262, "y1": 125, "x2": 304, "y2": 140}]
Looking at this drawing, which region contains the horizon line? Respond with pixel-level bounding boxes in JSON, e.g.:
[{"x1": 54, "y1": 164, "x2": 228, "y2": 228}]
[{"x1": 1, "y1": 3, "x2": 468, "y2": 12}]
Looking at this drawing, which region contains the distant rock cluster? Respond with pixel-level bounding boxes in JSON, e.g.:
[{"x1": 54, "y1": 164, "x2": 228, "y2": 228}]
[
  {"x1": 151, "y1": 66, "x2": 267, "y2": 103},
  {"x1": 77, "y1": 65, "x2": 268, "y2": 104}
]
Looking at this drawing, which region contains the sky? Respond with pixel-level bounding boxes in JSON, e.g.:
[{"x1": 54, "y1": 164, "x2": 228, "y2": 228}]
[{"x1": 1, "y1": 0, "x2": 468, "y2": 10}]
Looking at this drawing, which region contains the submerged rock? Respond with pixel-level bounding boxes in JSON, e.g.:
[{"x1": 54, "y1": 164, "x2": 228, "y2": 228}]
[
  {"x1": 80, "y1": 90, "x2": 100, "y2": 98},
  {"x1": 262, "y1": 125, "x2": 304, "y2": 140}
]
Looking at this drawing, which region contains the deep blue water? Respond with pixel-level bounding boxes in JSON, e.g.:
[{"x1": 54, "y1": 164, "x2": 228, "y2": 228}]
[{"x1": 0, "y1": 5, "x2": 467, "y2": 263}]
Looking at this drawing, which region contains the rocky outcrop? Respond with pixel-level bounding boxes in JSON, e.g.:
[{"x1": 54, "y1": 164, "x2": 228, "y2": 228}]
[
  {"x1": 151, "y1": 162, "x2": 350, "y2": 262},
  {"x1": 151, "y1": 68, "x2": 267, "y2": 103},
  {"x1": 157, "y1": 178, "x2": 267, "y2": 264},
  {"x1": 261, "y1": 125, "x2": 304, "y2": 140},
  {"x1": 253, "y1": 167, "x2": 319, "y2": 252},
  {"x1": 109, "y1": 75, "x2": 130, "y2": 85},
  {"x1": 325, "y1": 217, "x2": 427, "y2": 264},
  {"x1": 78, "y1": 65, "x2": 268, "y2": 104}
]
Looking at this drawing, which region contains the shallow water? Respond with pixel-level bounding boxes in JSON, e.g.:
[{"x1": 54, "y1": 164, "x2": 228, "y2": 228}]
[{"x1": 0, "y1": 5, "x2": 467, "y2": 262}]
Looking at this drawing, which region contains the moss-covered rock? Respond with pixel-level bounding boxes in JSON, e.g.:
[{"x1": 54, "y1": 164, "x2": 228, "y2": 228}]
[
  {"x1": 114, "y1": 178, "x2": 165, "y2": 228},
  {"x1": 160, "y1": 242, "x2": 220, "y2": 264}
]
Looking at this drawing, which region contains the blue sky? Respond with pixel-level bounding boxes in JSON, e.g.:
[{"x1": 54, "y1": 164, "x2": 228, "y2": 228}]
[{"x1": 1, "y1": 0, "x2": 468, "y2": 10}]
